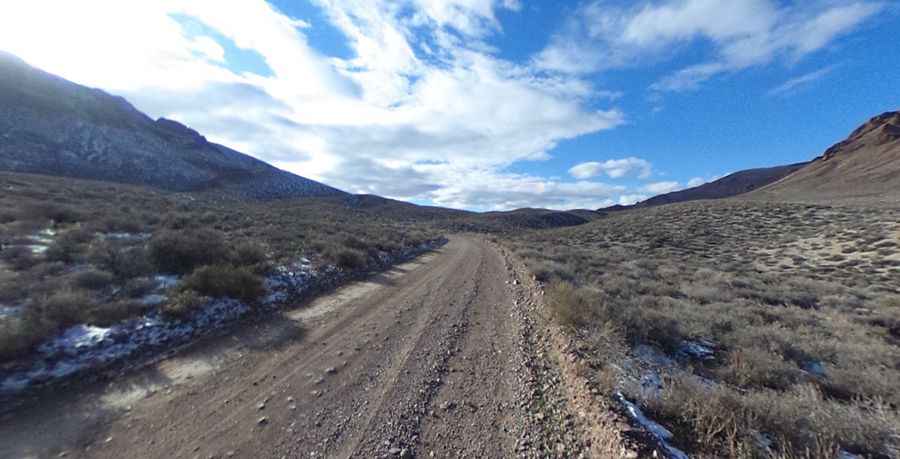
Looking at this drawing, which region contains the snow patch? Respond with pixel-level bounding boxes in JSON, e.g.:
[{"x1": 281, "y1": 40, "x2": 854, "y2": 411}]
[
  {"x1": 616, "y1": 392, "x2": 689, "y2": 459},
  {"x1": 677, "y1": 339, "x2": 716, "y2": 361},
  {"x1": 154, "y1": 275, "x2": 179, "y2": 290},
  {"x1": 0, "y1": 238, "x2": 447, "y2": 396},
  {"x1": 0, "y1": 305, "x2": 22, "y2": 319}
]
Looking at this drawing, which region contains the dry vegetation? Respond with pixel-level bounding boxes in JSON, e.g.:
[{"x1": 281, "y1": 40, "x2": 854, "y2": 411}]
[
  {"x1": 504, "y1": 200, "x2": 900, "y2": 458},
  {"x1": 0, "y1": 172, "x2": 441, "y2": 362}
]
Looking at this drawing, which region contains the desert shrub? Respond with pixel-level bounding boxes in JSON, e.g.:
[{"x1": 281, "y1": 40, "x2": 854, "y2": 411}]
[
  {"x1": 546, "y1": 281, "x2": 595, "y2": 329},
  {"x1": 44, "y1": 233, "x2": 85, "y2": 263},
  {"x1": 99, "y1": 217, "x2": 144, "y2": 234},
  {"x1": 0, "y1": 246, "x2": 37, "y2": 271},
  {"x1": 335, "y1": 249, "x2": 367, "y2": 270},
  {"x1": 0, "y1": 314, "x2": 54, "y2": 361},
  {"x1": 148, "y1": 229, "x2": 229, "y2": 274},
  {"x1": 89, "y1": 241, "x2": 152, "y2": 280},
  {"x1": 32, "y1": 290, "x2": 96, "y2": 328},
  {"x1": 162, "y1": 289, "x2": 208, "y2": 319},
  {"x1": 180, "y1": 264, "x2": 264, "y2": 304},
  {"x1": 122, "y1": 277, "x2": 157, "y2": 298},
  {"x1": 161, "y1": 212, "x2": 194, "y2": 230},
  {"x1": 18, "y1": 203, "x2": 81, "y2": 224},
  {"x1": 231, "y1": 241, "x2": 268, "y2": 268},
  {"x1": 72, "y1": 269, "x2": 115, "y2": 291},
  {"x1": 85, "y1": 300, "x2": 144, "y2": 326},
  {"x1": 342, "y1": 235, "x2": 368, "y2": 251}
]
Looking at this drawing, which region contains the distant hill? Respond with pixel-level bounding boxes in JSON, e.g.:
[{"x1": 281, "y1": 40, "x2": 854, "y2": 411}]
[
  {"x1": 0, "y1": 52, "x2": 343, "y2": 200},
  {"x1": 603, "y1": 162, "x2": 808, "y2": 211},
  {"x1": 752, "y1": 111, "x2": 900, "y2": 205}
]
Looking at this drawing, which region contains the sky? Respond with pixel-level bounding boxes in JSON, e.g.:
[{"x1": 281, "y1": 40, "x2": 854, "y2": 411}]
[{"x1": 1, "y1": 0, "x2": 898, "y2": 211}]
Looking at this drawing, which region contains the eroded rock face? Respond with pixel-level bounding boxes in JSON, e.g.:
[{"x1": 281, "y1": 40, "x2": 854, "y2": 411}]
[{"x1": 0, "y1": 51, "x2": 344, "y2": 200}]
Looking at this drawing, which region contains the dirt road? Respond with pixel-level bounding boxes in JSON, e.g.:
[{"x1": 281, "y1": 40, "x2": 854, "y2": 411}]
[{"x1": 0, "y1": 236, "x2": 594, "y2": 458}]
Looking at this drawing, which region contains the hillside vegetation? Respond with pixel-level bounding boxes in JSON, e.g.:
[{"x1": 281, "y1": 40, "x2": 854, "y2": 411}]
[
  {"x1": 0, "y1": 172, "x2": 440, "y2": 362},
  {"x1": 504, "y1": 200, "x2": 900, "y2": 458}
]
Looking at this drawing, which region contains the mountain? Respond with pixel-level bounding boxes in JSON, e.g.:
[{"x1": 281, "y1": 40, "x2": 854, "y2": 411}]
[
  {"x1": 0, "y1": 51, "x2": 343, "y2": 199},
  {"x1": 752, "y1": 111, "x2": 900, "y2": 205},
  {"x1": 602, "y1": 162, "x2": 808, "y2": 211}
]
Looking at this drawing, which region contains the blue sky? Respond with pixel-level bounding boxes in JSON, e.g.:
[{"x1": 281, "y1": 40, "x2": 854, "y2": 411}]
[{"x1": 1, "y1": 1, "x2": 898, "y2": 210}]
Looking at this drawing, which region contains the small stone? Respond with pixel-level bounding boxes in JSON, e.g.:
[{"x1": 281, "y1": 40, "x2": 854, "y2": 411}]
[
  {"x1": 257, "y1": 402, "x2": 266, "y2": 410},
  {"x1": 325, "y1": 367, "x2": 337, "y2": 375},
  {"x1": 257, "y1": 416, "x2": 269, "y2": 426}
]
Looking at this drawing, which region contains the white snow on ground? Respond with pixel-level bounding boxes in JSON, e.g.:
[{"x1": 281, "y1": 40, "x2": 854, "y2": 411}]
[
  {"x1": 616, "y1": 392, "x2": 689, "y2": 459},
  {"x1": 154, "y1": 275, "x2": 179, "y2": 290},
  {"x1": 140, "y1": 294, "x2": 167, "y2": 306},
  {"x1": 0, "y1": 305, "x2": 21, "y2": 319},
  {"x1": 677, "y1": 339, "x2": 716, "y2": 361},
  {"x1": 0, "y1": 239, "x2": 447, "y2": 395}
]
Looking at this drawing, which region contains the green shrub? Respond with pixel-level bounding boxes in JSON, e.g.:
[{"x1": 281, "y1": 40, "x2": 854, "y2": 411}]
[
  {"x1": 0, "y1": 246, "x2": 37, "y2": 271},
  {"x1": 162, "y1": 289, "x2": 208, "y2": 319},
  {"x1": 547, "y1": 281, "x2": 594, "y2": 329},
  {"x1": 231, "y1": 241, "x2": 268, "y2": 267},
  {"x1": 45, "y1": 233, "x2": 85, "y2": 263},
  {"x1": 89, "y1": 241, "x2": 152, "y2": 280},
  {"x1": 32, "y1": 290, "x2": 96, "y2": 328},
  {"x1": 180, "y1": 264, "x2": 264, "y2": 304},
  {"x1": 73, "y1": 269, "x2": 115, "y2": 291},
  {"x1": 335, "y1": 249, "x2": 367, "y2": 270},
  {"x1": 148, "y1": 229, "x2": 229, "y2": 274},
  {"x1": 18, "y1": 203, "x2": 81, "y2": 224},
  {"x1": 85, "y1": 300, "x2": 144, "y2": 326},
  {"x1": 0, "y1": 315, "x2": 54, "y2": 361}
]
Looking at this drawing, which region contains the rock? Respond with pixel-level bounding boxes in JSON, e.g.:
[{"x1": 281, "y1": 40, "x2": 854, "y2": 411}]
[
  {"x1": 325, "y1": 367, "x2": 337, "y2": 375},
  {"x1": 257, "y1": 402, "x2": 266, "y2": 410},
  {"x1": 257, "y1": 416, "x2": 269, "y2": 426}
]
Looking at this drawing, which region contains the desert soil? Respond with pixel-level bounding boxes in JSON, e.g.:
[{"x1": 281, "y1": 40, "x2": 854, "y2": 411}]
[{"x1": 0, "y1": 236, "x2": 610, "y2": 459}]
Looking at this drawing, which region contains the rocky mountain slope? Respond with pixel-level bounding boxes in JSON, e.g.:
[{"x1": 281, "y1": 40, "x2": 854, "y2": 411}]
[
  {"x1": 0, "y1": 52, "x2": 343, "y2": 199},
  {"x1": 752, "y1": 111, "x2": 900, "y2": 205}
]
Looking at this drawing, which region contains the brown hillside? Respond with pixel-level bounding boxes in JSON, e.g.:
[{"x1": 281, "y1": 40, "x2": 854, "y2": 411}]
[{"x1": 752, "y1": 111, "x2": 900, "y2": 206}]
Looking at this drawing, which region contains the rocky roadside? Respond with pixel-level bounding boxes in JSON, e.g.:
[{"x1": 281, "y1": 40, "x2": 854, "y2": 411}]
[{"x1": 495, "y1": 240, "x2": 649, "y2": 458}]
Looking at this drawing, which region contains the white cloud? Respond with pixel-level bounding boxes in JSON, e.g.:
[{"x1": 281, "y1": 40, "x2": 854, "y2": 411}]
[
  {"x1": 687, "y1": 177, "x2": 707, "y2": 187},
  {"x1": 617, "y1": 194, "x2": 648, "y2": 206},
  {"x1": 641, "y1": 181, "x2": 682, "y2": 194},
  {"x1": 535, "y1": 0, "x2": 882, "y2": 92},
  {"x1": 768, "y1": 65, "x2": 837, "y2": 96},
  {"x1": 569, "y1": 157, "x2": 652, "y2": 179},
  {"x1": 0, "y1": 0, "x2": 629, "y2": 210}
]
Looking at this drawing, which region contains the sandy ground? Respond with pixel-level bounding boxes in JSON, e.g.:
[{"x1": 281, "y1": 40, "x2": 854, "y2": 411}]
[{"x1": 0, "y1": 236, "x2": 625, "y2": 459}]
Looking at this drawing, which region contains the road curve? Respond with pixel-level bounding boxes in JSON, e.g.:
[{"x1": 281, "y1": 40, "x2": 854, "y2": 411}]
[{"x1": 1, "y1": 236, "x2": 587, "y2": 459}]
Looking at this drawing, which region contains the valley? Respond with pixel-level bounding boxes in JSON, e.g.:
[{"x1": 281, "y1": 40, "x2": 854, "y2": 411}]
[{"x1": 0, "y1": 48, "x2": 898, "y2": 459}]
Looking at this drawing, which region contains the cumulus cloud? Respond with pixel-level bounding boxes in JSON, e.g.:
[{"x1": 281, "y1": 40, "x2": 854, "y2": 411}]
[
  {"x1": 569, "y1": 157, "x2": 652, "y2": 179},
  {"x1": 641, "y1": 181, "x2": 682, "y2": 194},
  {"x1": 0, "y1": 0, "x2": 628, "y2": 210},
  {"x1": 535, "y1": 0, "x2": 882, "y2": 92}
]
